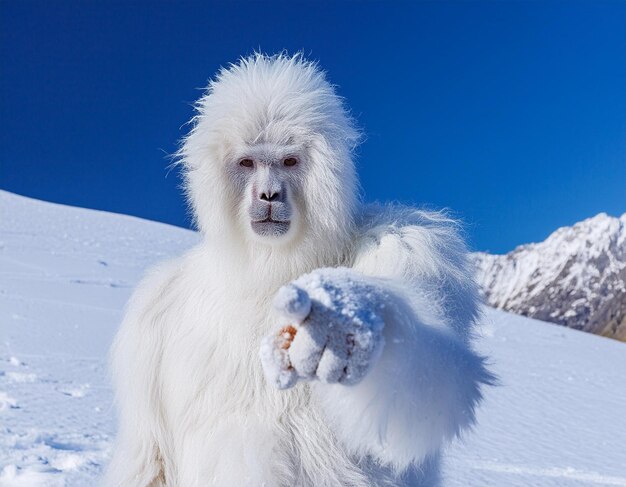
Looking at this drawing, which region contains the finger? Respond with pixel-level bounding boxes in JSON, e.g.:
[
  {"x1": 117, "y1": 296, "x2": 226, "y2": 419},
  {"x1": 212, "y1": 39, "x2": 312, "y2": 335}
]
[
  {"x1": 273, "y1": 284, "x2": 312, "y2": 323},
  {"x1": 276, "y1": 367, "x2": 298, "y2": 390},
  {"x1": 339, "y1": 331, "x2": 385, "y2": 386},
  {"x1": 316, "y1": 340, "x2": 348, "y2": 384},
  {"x1": 319, "y1": 327, "x2": 352, "y2": 384},
  {"x1": 259, "y1": 333, "x2": 298, "y2": 390},
  {"x1": 288, "y1": 320, "x2": 328, "y2": 379}
]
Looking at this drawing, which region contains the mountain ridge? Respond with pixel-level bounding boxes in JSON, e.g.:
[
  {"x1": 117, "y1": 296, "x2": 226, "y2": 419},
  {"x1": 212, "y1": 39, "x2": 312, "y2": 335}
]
[{"x1": 474, "y1": 212, "x2": 626, "y2": 341}]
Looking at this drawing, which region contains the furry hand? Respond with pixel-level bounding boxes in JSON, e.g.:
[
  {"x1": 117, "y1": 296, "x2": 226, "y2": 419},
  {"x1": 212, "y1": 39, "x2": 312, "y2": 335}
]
[{"x1": 260, "y1": 268, "x2": 386, "y2": 389}]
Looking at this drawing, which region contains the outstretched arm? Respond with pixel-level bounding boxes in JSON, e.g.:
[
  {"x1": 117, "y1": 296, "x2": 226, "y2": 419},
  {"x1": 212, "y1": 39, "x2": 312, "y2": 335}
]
[{"x1": 261, "y1": 207, "x2": 494, "y2": 471}]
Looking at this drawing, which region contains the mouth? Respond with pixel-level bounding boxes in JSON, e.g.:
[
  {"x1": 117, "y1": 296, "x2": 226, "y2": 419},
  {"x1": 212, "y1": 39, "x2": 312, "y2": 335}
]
[{"x1": 251, "y1": 218, "x2": 291, "y2": 237}]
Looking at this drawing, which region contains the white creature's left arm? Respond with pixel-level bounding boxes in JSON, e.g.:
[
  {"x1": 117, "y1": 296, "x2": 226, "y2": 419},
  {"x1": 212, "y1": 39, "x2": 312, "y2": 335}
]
[{"x1": 261, "y1": 207, "x2": 493, "y2": 471}]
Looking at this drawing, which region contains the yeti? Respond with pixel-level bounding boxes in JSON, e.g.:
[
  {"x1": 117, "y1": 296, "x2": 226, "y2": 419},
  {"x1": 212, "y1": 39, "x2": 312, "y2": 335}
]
[{"x1": 105, "y1": 53, "x2": 493, "y2": 487}]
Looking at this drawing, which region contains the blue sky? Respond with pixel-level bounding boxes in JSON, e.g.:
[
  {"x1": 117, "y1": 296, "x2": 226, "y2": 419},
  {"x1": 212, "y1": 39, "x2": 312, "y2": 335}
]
[{"x1": 1, "y1": 1, "x2": 624, "y2": 253}]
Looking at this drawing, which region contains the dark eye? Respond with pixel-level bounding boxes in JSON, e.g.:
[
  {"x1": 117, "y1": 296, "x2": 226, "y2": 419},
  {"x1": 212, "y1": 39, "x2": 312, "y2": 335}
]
[
  {"x1": 239, "y1": 158, "x2": 254, "y2": 168},
  {"x1": 284, "y1": 157, "x2": 298, "y2": 167}
]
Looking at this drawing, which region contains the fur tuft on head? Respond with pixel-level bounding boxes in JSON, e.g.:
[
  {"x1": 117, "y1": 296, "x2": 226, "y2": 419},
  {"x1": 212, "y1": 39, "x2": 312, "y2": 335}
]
[{"x1": 177, "y1": 53, "x2": 361, "y2": 261}]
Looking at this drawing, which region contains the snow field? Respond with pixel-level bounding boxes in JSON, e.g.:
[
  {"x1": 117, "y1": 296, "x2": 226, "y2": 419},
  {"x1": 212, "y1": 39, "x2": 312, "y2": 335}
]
[{"x1": 1, "y1": 191, "x2": 625, "y2": 486}]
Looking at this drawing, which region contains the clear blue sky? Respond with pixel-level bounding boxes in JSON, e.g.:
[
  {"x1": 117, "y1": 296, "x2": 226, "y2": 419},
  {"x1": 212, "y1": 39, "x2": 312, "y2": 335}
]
[{"x1": 1, "y1": 1, "x2": 624, "y2": 253}]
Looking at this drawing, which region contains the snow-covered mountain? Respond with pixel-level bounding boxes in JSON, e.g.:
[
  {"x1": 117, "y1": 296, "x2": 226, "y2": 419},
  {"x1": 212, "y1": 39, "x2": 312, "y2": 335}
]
[
  {"x1": 1, "y1": 190, "x2": 625, "y2": 487},
  {"x1": 474, "y1": 213, "x2": 626, "y2": 341}
]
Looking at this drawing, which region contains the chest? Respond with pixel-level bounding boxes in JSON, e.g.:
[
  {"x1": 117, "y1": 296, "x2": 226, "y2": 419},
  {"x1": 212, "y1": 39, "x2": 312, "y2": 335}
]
[{"x1": 157, "y1": 280, "x2": 295, "y2": 417}]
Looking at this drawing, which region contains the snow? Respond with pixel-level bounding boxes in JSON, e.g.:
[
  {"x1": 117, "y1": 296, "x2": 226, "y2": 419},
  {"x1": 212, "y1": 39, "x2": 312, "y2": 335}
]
[
  {"x1": 444, "y1": 308, "x2": 626, "y2": 486},
  {"x1": 0, "y1": 190, "x2": 198, "y2": 486},
  {"x1": 1, "y1": 190, "x2": 625, "y2": 486}
]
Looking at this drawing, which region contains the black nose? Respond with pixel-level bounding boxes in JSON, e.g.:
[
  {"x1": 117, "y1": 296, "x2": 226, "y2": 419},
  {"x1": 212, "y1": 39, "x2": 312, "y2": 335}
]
[{"x1": 260, "y1": 190, "x2": 280, "y2": 202}]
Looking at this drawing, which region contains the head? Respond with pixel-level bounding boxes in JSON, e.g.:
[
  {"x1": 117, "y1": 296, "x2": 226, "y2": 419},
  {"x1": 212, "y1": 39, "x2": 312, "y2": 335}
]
[{"x1": 178, "y1": 54, "x2": 360, "y2": 257}]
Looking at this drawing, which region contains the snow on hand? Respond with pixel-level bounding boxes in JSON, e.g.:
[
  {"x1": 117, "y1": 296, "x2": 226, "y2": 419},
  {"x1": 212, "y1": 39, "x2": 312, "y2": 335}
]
[{"x1": 260, "y1": 268, "x2": 391, "y2": 389}]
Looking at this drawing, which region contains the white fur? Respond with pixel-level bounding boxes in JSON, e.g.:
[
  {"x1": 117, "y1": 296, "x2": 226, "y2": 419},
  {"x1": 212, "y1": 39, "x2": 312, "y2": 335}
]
[{"x1": 104, "y1": 53, "x2": 493, "y2": 487}]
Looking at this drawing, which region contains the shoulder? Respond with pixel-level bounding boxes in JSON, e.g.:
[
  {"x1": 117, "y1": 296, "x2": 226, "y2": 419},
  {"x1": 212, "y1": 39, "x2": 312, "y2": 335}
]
[
  {"x1": 352, "y1": 203, "x2": 481, "y2": 334},
  {"x1": 128, "y1": 258, "x2": 186, "y2": 313},
  {"x1": 354, "y1": 202, "x2": 471, "y2": 267},
  {"x1": 357, "y1": 202, "x2": 463, "y2": 234},
  {"x1": 121, "y1": 246, "x2": 205, "y2": 329},
  {"x1": 111, "y1": 250, "x2": 200, "y2": 363}
]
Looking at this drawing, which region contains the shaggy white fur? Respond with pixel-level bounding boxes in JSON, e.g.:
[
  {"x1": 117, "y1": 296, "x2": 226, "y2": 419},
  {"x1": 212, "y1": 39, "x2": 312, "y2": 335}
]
[{"x1": 104, "y1": 53, "x2": 493, "y2": 487}]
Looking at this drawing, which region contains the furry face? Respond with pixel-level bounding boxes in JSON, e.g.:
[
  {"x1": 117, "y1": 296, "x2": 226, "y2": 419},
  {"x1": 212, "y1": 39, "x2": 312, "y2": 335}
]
[
  {"x1": 178, "y1": 54, "x2": 360, "y2": 254},
  {"x1": 226, "y1": 142, "x2": 304, "y2": 243}
]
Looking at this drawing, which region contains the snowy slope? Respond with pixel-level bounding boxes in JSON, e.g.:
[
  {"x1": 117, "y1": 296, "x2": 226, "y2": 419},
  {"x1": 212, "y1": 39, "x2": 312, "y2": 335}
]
[
  {"x1": 474, "y1": 213, "x2": 626, "y2": 341},
  {"x1": 0, "y1": 190, "x2": 198, "y2": 486},
  {"x1": 1, "y1": 190, "x2": 625, "y2": 487}
]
